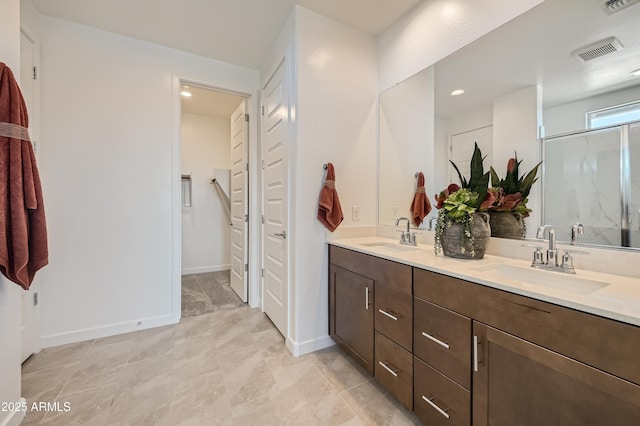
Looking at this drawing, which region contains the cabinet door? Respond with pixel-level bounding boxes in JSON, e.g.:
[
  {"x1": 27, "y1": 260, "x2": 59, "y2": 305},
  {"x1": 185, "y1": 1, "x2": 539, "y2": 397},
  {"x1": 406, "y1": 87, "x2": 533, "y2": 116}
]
[
  {"x1": 473, "y1": 322, "x2": 640, "y2": 426},
  {"x1": 329, "y1": 264, "x2": 374, "y2": 374}
]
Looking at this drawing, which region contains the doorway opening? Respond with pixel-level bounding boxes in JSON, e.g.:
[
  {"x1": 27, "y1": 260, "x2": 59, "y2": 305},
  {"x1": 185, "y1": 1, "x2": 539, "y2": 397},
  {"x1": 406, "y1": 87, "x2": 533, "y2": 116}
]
[{"x1": 179, "y1": 83, "x2": 250, "y2": 318}]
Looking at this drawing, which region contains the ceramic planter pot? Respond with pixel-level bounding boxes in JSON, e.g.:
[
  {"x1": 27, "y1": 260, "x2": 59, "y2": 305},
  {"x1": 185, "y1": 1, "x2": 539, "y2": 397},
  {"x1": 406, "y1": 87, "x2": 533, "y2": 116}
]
[
  {"x1": 488, "y1": 211, "x2": 525, "y2": 239},
  {"x1": 441, "y1": 212, "x2": 491, "y2": 259}
]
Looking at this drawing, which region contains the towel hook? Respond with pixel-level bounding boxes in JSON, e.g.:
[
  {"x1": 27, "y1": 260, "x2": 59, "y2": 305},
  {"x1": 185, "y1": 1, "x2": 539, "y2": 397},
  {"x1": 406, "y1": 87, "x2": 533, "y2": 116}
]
[
  {"x1": 415, "y1": 172, "x2": 419, "y2": 178},
  {"x1": 323, "y1": 164, "x2": 328, "y2": 170}
]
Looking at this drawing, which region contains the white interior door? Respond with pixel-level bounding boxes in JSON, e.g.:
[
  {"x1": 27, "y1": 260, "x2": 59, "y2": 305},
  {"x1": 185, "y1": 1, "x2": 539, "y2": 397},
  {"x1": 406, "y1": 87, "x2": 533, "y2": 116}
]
[
  {"x1": 20, "y1": 31, "x2": 37, "y2": 362},
  {"x1": 230, "y1": 101, "x2": 248, "y2": 302},
  {"x1": 262, "y1": 60, "x2": 289, "y2": 337},
  {"x1": 449, "y1": 126, "x2": 493, "y2": 183}
]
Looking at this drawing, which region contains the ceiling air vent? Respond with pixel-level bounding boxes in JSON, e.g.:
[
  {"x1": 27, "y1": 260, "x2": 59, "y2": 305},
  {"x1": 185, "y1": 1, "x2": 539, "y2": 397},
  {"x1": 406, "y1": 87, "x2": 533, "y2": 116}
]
[
  {"x1": 602, "y1": 0, "x2": 640, "y2": 13},
  {"x1": 572, "y1": 37, "x2": 623, "y2": 62}
]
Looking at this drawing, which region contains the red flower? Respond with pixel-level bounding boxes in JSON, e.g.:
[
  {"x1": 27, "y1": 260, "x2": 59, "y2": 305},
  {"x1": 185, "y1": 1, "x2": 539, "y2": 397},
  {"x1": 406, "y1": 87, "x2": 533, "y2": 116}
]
[
  {"x1": 507, "y1": 158, "x2": 516, "y2": 173},
  {"x1": 434, "y1": 184, "x2": 460, "y2": 209}
]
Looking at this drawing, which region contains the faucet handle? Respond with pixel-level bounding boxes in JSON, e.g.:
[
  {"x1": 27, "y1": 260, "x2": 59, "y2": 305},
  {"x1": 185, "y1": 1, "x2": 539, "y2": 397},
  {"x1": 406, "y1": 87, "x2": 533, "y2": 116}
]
[
  {"x1": 521, "y1": 243, "x2": 542, "y2": 248},
  {"x1": 562, "y1": 248, "x2": 589, "y2": 255}
]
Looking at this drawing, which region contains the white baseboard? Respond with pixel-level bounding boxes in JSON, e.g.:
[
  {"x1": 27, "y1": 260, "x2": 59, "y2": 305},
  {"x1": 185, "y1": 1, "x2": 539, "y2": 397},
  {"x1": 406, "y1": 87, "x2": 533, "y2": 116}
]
[
  {"x1": 40, "y1": 313, "x2": 179, "y2": 348},
  {"x1": 181, "y1": 264, "x2": 230, "y2": 275},
  {"x1": 286, "y1": 334, "x2": 335, "y2": 357},
  {"x1": 0, "y1": 402, "x2": 26, "y2": 426}
]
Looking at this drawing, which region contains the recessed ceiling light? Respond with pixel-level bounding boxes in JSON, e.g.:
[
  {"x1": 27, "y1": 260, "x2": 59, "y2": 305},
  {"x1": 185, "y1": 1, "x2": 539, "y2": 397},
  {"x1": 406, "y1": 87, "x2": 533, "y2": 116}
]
[
  {"x1": 631, "y1": 68, "x2": 640, "y2": 76},
  {"x1": 181, "y1": 91, "x2": 192, "y2": 97},
  {"x1": 451, "y1": 89, "x2": 465, "y2": 96}
]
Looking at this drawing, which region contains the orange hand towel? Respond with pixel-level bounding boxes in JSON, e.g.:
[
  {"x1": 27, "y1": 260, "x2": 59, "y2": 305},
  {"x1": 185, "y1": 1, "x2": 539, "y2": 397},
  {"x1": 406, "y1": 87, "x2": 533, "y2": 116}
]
[
  {"x1": 317, "y1": 163, "x2": 343, "y2": 232},
  {"x1": 410, "y1": 172, "x2": 432, "y2": 227},
  {"x1": 0, "y1": 62, "x2": 49, "y2": 290}
]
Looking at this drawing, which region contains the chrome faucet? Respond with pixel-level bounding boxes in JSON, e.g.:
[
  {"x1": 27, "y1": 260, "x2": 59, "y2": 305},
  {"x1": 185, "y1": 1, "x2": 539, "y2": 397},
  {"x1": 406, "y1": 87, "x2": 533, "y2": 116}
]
[
  {"x1": 536, "y1": 225, "x2": 558, "y2": 267},
  {"x1": 532, "y1": 224, "x2": 588, "y2": 274},
  {"x1": 571, "y1": 223, "x2": 584, "y2": 245},
  {"x1": 395, "y1": 217, "x2": 417, "y2": 246}
]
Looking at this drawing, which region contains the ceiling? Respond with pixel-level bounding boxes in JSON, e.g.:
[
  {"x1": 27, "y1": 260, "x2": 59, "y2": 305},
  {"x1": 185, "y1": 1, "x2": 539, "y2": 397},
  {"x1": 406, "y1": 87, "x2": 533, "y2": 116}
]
[
  {"x1": 181, "y1": 85, "x2": 245, "y2": 119},
  {"x1": 31, "y1": 0, "x2": 420, "y2": 70},
  {"x1": 434, "y1": 0, "x2": 640, "y2": 119}
]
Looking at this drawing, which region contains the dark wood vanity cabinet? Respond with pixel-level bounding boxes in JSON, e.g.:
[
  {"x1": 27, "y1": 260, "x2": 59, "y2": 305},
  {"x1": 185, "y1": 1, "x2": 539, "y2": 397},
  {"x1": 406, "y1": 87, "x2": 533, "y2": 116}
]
[
  {"x1": 473, "y1": 322, "x2": 640, "y2": 426},
  {"x1": 329, "y1": 264, "x2": 374, "y2": 373},
  {"x1": 329, "y1": 245, "x2": 640, "y2": 425},
  {"x1": 329, "y1": 245, "x2": 412, "y2": 404}
]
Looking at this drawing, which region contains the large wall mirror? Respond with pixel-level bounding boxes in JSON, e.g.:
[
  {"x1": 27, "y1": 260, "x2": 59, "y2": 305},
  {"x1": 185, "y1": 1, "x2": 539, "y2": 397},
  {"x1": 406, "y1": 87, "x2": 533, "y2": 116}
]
[{"x1": 378, "y1": 0, "x2": 640, "y2": 250}]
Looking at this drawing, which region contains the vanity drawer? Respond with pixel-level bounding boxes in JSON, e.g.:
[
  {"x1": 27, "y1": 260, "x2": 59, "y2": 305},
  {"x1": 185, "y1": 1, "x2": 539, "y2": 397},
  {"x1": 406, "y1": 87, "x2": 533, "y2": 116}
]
[
  {"x1": 374, "y1": 331, "x2": 413, "y2": 410},
  {"x1": 329, "y1": 246, "x2": 411, "y2": 293},
  {"x1": 414, "y1": 356, "x2": 470, "y2": 426},
  {"x1": 375, "y1": 282, "x2": 412, "y2": 351},
  {"x1": 414, "y1": 297, "x2": 471, "y2": 390}
]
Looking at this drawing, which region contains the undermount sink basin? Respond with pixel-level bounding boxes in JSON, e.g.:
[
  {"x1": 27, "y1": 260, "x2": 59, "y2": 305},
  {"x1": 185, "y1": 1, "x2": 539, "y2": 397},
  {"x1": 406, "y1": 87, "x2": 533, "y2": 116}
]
[
  {"x1": 360, "y1": 241, "x2": 421, "y2": 252},
  {"x1": 471, "y1": 263, "x2": 610, "y2": 295}
]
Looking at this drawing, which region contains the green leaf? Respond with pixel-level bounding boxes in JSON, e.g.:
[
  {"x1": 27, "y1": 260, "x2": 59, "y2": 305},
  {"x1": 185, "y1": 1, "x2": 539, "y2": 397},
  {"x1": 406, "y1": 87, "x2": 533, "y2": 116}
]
[
  {"x1": 449, "y1": 160, "x2": 468, "y2": 188},
  {"x1": 472, "y1": 172, "x2": 490, "y2": 205},
  {"x1": 490, "y1": 167, "x2": 500, "y2": 188},
  {"x1": 519, "y1": 161, "x2": 542, "y2": 198},
  {"x1": 468, "y1": 143, "x2": 485, "y2": 190}
]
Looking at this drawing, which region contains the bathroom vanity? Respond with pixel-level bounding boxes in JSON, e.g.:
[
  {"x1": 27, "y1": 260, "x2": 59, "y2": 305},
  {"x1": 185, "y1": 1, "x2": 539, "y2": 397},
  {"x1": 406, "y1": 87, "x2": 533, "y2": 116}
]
[{"x1": 328, "y1": 238, "x2": 640, "y2": 425}]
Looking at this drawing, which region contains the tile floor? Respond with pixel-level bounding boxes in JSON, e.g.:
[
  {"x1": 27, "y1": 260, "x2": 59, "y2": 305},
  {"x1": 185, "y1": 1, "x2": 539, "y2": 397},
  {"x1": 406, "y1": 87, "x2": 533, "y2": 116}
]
[{"x1": 21, "y1": 306, "x2": 420, "y2": 425}]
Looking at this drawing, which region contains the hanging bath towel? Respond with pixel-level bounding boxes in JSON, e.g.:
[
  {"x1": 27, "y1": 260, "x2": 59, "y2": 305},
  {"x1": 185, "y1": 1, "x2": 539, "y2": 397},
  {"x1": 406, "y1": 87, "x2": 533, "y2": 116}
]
[
  {"x1": 410, "y1": 172, "x2": 432, "y2": 227},
  {"x1": 0, "y1": 62, "x2": 48, "y2": 290},
  {"x1": 317, "y1": 163, "x2": 343, "y2": 232}
]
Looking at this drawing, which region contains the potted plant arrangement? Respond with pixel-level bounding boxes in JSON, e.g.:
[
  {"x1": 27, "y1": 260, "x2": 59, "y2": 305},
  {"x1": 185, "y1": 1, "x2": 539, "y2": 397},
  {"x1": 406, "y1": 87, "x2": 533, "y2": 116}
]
[
  {"x1": 481, "y1": 154, "x2": 542, "y2": 239},
  {"x1": 434, "y1": 143, "x2": 491, "y2": 259}
]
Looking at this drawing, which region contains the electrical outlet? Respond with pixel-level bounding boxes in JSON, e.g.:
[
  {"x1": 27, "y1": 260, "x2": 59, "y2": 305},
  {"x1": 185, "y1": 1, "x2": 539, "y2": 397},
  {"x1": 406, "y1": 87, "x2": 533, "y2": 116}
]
[
  {"x1": 352, "y1": 206, "x2": 361, "y2": 221},
  {"x1": 392, "y1": 206, "x2": 399, "y2": 220}
]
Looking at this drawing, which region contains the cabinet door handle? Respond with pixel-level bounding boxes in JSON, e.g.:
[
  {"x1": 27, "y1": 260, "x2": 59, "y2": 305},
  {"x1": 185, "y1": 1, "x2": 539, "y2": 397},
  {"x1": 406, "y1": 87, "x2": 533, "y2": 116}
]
[
  {"x1": 378, "y1": 361, "x2": 399, "y2": 377},
  {"x1": 365, "y1": 287, "x2": 369, "y2": 310},
  {"x1": 378, "y1": 309, "x2": 398, "y2": 321},
  {"x1": 421, "y1": 395, "x2": 450, "y2": 419},
  {"x1": 473, "y1": 335, "x2": 479, "y2": 373},
  {"x1": 421, "y1": 331, "x2": 450, "y2": 349}
]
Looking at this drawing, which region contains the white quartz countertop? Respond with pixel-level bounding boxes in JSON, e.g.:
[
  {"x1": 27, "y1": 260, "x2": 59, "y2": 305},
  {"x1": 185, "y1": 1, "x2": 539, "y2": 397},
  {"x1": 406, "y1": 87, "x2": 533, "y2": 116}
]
[{"x1": 330, "y1": 236, "x2": 640, "y2": 327}]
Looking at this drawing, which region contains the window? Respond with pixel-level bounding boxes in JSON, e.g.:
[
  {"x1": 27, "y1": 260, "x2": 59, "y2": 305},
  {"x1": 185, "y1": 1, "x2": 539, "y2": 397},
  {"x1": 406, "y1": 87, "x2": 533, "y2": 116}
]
[{"x1": 587, "y1": 100, "x2": 640, "y2": 129}]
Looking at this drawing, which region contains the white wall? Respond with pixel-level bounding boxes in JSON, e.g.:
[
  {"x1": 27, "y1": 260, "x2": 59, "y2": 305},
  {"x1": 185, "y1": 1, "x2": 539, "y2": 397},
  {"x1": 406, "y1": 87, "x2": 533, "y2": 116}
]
[
  {"x1": 1, "y1": 2, "x2": 26, "y2": 425},
  {"x1": 379, "y1": 66, "x2": 435, "y2": 227},
  {"x1": 291, "y1": 7, "x2": 377, "y2": 354},
  {"x1": 544, "y1": 85, "x2": 640, "y2": 136},
  {"x1": 377, "y1": 0, "x2": 545, "y2": 92},
  {"x1": 181, "y1": 113, "x2": 232, "y2": 274},
  {"x1": 37, "y1": 15, "x2": 259, "y2": 347},
  {"x1": 493, "y1": 86, "x2": 542, "y2": 237}
]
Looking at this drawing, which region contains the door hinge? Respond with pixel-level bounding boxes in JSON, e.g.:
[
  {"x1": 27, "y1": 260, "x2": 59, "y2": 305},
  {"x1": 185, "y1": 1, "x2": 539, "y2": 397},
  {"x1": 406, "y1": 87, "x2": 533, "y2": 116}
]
[
  {"x1": 245, "y1": 214, "x2": 249, "y2": 223},
  {"x1": 261, "y1": 160, "x2": 265, "y2": 169},
  {"x1": 261, "y1": 214, "x2": 264, "y2": 224},
  {"x1": 261, "y1": 105, "x2": 265, "y2": 116},
  {"x1": 33, "y1": 66, "x2": 37, "y2": 80},
  {"x1": 245, "y1": 163, "x2": 248, "y2": 172},
  {"x1": 244, "y1": 264, "x2": 248, "y2": 272},
  {"x1": 261, "y1": 268, "x2": 264, "y2": 278},
  {"x1": 245, "y1": 113, "x2": 249, "y2": 122},
  {"x1": 33, "y1": 292, "x2": 39, "y2": 306}
]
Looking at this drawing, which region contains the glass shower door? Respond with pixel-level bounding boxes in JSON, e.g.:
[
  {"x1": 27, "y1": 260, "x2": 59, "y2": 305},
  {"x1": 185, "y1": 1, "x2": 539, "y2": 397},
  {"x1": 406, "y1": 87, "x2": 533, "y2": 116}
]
[{"x1": 544, "y1": 127, "x2": 622, "y2": 245}]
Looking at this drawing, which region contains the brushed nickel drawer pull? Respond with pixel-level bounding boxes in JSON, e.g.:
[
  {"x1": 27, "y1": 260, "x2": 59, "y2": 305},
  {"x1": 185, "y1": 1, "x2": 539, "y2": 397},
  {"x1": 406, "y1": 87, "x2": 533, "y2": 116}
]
[
  {"x1": 473, "y1": 335, "x2": 479, "y2": 373},
  {"x1": 378, "y1": 309, "x2": 398, "y2": 321},
  {"x1": 365, "y1": 287, "x2": 369, "y2": 310},
  {"x1": 422, "y1": 395, "x2": 450, "y2": 419},
  {"x1": 378, "y1": 361, "x2": 399, "y2": 377},
  {"x1": 422, "y1": 331, "x2": 450, "y2": 349}
]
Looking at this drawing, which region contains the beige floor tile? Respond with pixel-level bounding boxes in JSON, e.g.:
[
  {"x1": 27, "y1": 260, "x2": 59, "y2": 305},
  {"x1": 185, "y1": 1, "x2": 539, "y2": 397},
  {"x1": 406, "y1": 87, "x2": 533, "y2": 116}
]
[
  {"x1": 127, "y1": 325, "x2": 176, "y2": 363},
  {"x1": 39, "y1": 383, "x2": 117, "y2": 426},
  {"x1": 111, "y1": 406, "x2": 171, "y2": 426},
  {"x1": 217, "y1": 347, "x2": 278, "y2": 408},
  {"x1": 309, "y1": 346, "x2": 373, "y2": 392},
  {"x1": 339, "y1": 380, "x2": 420, "y2": 426},
  {"x1": 22, "y1": 340, "x2": 92, "y2": 374}
]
